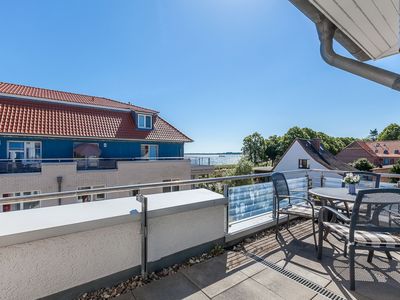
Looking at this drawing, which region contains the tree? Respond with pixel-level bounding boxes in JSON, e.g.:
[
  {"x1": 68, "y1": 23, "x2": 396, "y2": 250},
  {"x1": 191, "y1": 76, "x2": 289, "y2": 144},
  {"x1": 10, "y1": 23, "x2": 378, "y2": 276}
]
[
  {"x1": 352, "y1": 158, "x2": 375, "y2": 171},
  {"x1": 368, "y1": 129, "x2": 378, "y2": 141},
  {"x1": 242, "y1": 132, "x2": 265, "y2": 164},
  {"x1": 390, "y1": 161, "x2": 400, "y2": 183},
  {"x1": 377, "y1": 123, "x2": 400, "y2": 141},
  {"x1": 231, "y1": 157, "x2": 254, "y2": 186},
  {"x1": 264, "y1": 135, "x2": 282, "y2": 165}
]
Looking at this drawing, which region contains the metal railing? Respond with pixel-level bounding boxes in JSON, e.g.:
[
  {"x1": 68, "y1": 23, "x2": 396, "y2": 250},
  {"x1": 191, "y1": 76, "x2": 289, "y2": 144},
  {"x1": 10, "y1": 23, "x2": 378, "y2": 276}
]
[
  {"x1": 0, "y1": 168, "x2": 399, "y2": 206},
  {"x1": 0, "y1": 157, "x2": 190, "y2": 173}
]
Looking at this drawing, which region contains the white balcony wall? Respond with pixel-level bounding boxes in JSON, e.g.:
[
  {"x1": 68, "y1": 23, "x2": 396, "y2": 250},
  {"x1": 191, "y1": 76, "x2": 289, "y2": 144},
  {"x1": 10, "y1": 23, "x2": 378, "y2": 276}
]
[{"x1": 0, "y1": 189, "x2": 226, "y2": 300}]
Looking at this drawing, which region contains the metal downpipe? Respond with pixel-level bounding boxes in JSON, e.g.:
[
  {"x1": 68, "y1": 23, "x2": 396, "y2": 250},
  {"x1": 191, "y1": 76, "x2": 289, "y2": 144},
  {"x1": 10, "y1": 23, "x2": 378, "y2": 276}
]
[{"x1": 316, "y1": 19, "x2": 400, "y2": 91}]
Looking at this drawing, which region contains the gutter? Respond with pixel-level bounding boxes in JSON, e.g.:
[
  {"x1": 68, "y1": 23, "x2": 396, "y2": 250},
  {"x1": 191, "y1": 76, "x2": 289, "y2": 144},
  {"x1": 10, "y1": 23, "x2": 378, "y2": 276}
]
[
  {"x1": 289, "y1": 0, "x2": 400, "y2": 91},
  {"x1": 316, "y1": 19, "x2": 400, "y2": 92}
]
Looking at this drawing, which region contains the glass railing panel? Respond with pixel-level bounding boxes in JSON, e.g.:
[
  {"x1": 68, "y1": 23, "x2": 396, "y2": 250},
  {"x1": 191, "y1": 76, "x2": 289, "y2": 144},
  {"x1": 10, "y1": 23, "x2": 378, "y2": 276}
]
[{"x1": 228, "y1": 182, "x2": 274, "y2": 223}]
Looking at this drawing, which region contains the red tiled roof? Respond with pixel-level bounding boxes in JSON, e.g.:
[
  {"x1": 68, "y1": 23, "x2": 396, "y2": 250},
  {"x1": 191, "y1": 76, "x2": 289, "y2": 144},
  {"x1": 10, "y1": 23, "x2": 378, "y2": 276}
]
[
  {"x1": 0, "y1": 82, "x2": 157, "y2": 113},
  {"x1": 0, "y1": 98, "x2": 192, "y2": 142},
  {"x1": 364, "y1": 141, "x2": 400, "y2": 158}
]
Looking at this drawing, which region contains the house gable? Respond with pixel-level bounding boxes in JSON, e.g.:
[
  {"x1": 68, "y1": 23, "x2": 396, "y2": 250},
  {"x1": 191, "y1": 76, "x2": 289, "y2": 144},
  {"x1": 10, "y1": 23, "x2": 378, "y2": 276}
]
[{"x1": 274, "y1": 140, "x2": 327, "y2": 172}]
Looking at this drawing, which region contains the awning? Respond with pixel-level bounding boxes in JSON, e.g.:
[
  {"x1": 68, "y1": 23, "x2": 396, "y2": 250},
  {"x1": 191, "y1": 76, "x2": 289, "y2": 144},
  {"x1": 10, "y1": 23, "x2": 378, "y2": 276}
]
[{"x1": 74, "y1": 143, "x2": 101, "y2": 157}]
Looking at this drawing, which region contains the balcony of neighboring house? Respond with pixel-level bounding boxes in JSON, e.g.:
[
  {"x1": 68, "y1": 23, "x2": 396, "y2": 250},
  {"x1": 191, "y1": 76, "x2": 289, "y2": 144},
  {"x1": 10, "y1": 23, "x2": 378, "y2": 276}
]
[
  {"x1": 0, "y1": 140, "x2": 189, "y2": 174},
  {"x1": 188, "y1": 156, "x2": 216, "y2": 179},
  {"x1": 1, "y1": 169, "x2": 400, "y2": 299}
]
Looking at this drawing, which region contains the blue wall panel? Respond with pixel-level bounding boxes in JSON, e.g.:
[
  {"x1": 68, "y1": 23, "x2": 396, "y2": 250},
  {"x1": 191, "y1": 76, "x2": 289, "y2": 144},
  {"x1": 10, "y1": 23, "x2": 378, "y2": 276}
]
[{"x1": 0, "y1": 136, "x2": 184, "y2": 160}]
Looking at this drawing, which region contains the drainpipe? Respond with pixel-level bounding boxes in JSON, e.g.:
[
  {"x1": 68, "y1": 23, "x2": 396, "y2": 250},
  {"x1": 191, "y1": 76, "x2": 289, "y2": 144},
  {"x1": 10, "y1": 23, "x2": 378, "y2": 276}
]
[
  {"x1": 316, "y1": 18, "x2": 400, "y2": 91},
  {"x1": 57, "y1": 176, "x2": 63, "y2": 205}
]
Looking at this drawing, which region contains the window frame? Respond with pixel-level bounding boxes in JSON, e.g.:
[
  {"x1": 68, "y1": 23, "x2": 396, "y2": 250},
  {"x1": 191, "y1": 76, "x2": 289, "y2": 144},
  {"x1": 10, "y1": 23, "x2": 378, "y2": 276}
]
[
  {"x1": 162, "y1": 179, "x2": 180, "y2": 193},
  {"x1": 7, "y1": 140, "x2": 42, "y2": 161},
  {"x1": 298, "y1": 159, "x2": 310, "y2": 169},
  {"x1": 137, "y1": 114, "x2": 153, "y2": 130},
  {"x1": 77, "y1": 185, "x2": 106, "y2": 202},
  {"x1": 1, "y1": 190, "x2": 41, "y2": 212},
  {"x1": 141, "y1": 144, "x2": 159, "y2": 160}
]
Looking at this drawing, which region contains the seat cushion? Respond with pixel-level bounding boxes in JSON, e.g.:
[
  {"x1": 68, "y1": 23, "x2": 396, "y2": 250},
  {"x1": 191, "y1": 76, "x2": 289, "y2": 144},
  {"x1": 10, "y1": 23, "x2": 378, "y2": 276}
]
[
  {"x1": 280, "y1": 204, "x2": 318, "y2": 218},
  {"x1": 323, "y1": 222, "x2": 400, "y2": 248}
]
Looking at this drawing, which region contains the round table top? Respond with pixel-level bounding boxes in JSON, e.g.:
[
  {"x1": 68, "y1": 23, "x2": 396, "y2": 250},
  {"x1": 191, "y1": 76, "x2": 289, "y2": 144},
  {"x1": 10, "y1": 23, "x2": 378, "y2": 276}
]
[
  {"x1": 309, "y1": 187, "x2": 400, "y2": 204},
  {"x1": 309, "y1": 187, "x2": 357, "y2": 203}
]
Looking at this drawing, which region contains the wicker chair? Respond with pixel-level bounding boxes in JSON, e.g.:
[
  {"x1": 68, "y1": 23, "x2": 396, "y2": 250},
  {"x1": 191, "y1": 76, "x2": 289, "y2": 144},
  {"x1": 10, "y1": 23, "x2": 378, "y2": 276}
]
[
  {"x1": 318, "y1": 188, "x2": 400, "y2": 290},
  {"x1": 271, "y1": 172, "x2": 318, "y2": 250}
]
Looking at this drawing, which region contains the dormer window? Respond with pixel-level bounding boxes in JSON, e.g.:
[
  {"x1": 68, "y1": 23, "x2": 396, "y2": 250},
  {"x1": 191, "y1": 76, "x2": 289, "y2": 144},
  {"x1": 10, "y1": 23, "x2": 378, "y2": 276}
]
[
  {"x1": 395, "y1": 150, "x2": 399, "y2": 154},
  {"x1": 138, "y1": 114, "x2": 152, "y2": 129},
  {"x1": 384, "y1": 150, "x2": 389, "y2": 154}
]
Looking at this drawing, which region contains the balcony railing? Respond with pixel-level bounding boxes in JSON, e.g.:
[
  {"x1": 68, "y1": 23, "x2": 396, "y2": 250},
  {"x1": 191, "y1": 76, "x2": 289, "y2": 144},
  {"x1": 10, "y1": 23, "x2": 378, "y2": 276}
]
[
  {"x1": 2, "y1": 168, "x2": 399, "y2": 299},
  {"x1": 0, "y1": 157, "x2": 189, "y2": 173},
  {"x1": 1, "y1": 168, "x2": 399, "y2": 217}
]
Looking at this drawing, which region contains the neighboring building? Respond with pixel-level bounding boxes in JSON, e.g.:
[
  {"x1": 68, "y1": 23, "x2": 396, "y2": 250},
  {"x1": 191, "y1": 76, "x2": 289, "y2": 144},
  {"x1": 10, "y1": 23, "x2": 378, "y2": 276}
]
[
  {"x1": 336, "y1": 140, "x2": 400, "y2": 167},
  {"x1": 0, "y1": 82, "x2": 193, "y2": 212},
  {"x1": 273, "y1": 138, "x2": 355, "y2": 184}
]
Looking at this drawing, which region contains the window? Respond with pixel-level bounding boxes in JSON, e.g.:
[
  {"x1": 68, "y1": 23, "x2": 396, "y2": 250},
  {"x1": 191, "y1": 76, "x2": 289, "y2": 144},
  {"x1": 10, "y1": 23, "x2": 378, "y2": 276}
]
[
  {"x1": 141, "y1": 144, "x2": 158, "y2": 160},
  {"x1": 395, "y1": 150, "x2": 399, "y2": 154},
  {"x1": 384, "y1": 150, "x2": 389, "y2": 154},
  {"x1": 383, "y1": 158, "x2": 391, "y2": 165},
  {"x1": 298, "y1": 159, "x2": 310, "y2": 169},
  {"x1": 1, "y1": 191, "x2": 40, "y2": 212},
  {"x1": 77, "y1": 185, "x2": 106, "y2": 202},
  {"x1": 7, "y1": 141, "x2": 41, "y2": 161},
  {"x1": 162, "y1": 179, "x2": 180, "y2": 193},
  {"x1": 130, "y1": 189, "x2": 140, "y2": 197},
  {"x1": 138, "y1": 114, "x2": 152, "y2": 129}
]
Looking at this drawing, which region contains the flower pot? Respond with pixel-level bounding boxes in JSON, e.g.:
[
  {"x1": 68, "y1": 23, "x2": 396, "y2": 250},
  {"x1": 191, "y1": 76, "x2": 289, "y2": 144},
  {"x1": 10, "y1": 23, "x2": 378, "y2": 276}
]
[{"x1": 348, "y1": 183, "x2": 356, "y2": 195}]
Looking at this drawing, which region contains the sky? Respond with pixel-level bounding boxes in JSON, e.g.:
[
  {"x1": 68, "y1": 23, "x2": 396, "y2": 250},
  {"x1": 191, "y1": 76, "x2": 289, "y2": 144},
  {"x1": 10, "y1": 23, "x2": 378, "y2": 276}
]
[{"x1": 0, "y1": 0, "x2": 399, "y2": 153}]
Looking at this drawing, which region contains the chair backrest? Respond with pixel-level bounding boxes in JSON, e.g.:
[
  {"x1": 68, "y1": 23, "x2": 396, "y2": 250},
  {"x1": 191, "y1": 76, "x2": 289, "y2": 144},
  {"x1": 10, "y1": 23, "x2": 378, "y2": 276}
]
[
  {"x1": 341, "y1": 171, "x2": 380, "y2": 188},
  {"x1": 271, "y1": 172, "x2": 290, "y2": 206},
  {"x1": 350, "y1": 189, "x2": 400, "y2": 241}
]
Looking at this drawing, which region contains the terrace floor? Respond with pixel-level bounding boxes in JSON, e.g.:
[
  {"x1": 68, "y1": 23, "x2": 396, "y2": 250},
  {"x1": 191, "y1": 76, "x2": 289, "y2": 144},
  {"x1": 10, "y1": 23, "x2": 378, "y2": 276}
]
[{"x1": 117, "y1": 222, "x2": 400, "y2": 300}]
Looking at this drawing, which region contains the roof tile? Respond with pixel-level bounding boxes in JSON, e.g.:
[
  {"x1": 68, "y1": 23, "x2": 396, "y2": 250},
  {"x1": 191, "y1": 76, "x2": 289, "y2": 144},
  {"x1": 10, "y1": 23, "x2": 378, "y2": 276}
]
[
  {"x1": 0, "y1": 98, "x2": 192, "y2": 142},
  {"x1": 0, "y1": 82, "x2": 156, "y2": 113}
]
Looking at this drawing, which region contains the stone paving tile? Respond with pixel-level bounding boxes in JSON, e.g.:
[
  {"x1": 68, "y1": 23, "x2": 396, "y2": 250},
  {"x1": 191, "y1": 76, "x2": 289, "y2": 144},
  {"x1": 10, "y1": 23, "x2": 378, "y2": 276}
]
[
  {"x1": 129, "y1": 221, "x2": 400, "y2": 300},
  {"x1": 334, "y1": 262, "x2": 400, "y2": 300},
  {"x1": 252, "y1": 268, "x2": 317, "y2": 300},
  {"x1": 212, "y1": 278, "x2": 285, "y2": 300},
  {"x1": 316, "y1": 280, "x2": 372, "y2": 300},
  {"x1": 182, "y1": 254, "x2": 248, "y2": 298},
  {"x1": 132, "y1": 272, "x2": 209, "y2": 300}
]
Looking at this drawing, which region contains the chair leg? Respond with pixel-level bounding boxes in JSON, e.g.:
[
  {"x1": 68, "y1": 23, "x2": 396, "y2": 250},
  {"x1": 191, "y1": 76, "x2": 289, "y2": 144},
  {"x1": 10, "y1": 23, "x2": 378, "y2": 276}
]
[
  {"x1": 286, "y1": 215, "x2": 290, "y2": 229},
  {"x1": 386, "y1": 251, "x2": 393, "y2": 260},
  {"x1": 367, "y1": 250, "x2": 374, "y2": 263},
  {"x1": 349, "y1": 245, "x2": 356, "y2": 291},
  {"x1": 344, "y1": 241, "x2": 347, "y2": 258},
  {"x1": 317, "y1": 223, "x2": 324, "y2": 259},
  {"x1": 311, "y1": 217, "x2": 317, "y2": 251},
  {"x1": 275, "y1": 212, "x2": 280, "y2": 238}
]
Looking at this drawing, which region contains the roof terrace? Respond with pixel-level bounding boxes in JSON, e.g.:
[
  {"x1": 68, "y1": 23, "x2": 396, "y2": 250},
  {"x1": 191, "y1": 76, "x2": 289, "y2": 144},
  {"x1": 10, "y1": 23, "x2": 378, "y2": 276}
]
[{"x1": 0, "y1": 169, "x2": 399, "y2": 300}]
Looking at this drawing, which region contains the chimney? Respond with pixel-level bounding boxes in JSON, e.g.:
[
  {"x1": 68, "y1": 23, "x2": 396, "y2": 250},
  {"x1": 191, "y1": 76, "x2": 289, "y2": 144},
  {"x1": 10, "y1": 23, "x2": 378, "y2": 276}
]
[{"x1": 311, "y1": 138, "x2": 321, "y2": 150}]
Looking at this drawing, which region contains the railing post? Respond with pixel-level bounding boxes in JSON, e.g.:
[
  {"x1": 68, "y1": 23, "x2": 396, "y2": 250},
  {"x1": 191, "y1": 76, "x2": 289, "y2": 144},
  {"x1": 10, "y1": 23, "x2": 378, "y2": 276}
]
[
  {"x1": 137, "y1": 194, "x2": 148, "y2": 279},
  {"x1": 320, "y1": 172, "x2": 325, "y2": 187},
  {"x1": 223, "y1": 184, "x2": 229, "y2": 233}
]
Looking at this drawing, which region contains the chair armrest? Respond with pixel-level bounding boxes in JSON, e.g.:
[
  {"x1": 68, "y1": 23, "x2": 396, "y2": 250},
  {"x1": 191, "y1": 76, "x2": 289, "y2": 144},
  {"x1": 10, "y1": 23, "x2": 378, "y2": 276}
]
[
  {"x1": 318, "y1": 206, "x2": 350, "y2": 223},
  {"x1": 280, "y1": 195, "x2": 316, "y2": 209}
]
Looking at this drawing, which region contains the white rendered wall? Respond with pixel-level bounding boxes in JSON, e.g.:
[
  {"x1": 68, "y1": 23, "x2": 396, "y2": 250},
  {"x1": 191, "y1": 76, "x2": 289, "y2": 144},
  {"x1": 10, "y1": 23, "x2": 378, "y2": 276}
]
[
  {"x1": 0, "y1": 189, "x2": 226, "y2": 300},
  {"x1": 274, "y1": 141, "x2": 341, "y2": 186}
]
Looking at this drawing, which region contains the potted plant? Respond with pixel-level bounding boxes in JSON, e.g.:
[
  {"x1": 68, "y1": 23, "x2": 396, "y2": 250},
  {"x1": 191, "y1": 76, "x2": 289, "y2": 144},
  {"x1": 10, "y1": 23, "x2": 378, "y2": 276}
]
[{"x1": 343, "y1": 173, "x2": 361, "y2": 195}]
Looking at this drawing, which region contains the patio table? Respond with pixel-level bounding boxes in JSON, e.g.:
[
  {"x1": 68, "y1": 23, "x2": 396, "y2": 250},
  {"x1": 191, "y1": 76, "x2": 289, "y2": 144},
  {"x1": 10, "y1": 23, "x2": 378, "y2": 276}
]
[
  {"x1": 309, "y1": 187, "x2": 357, "y2": 217},
  {"x1": 309, "y1": 187, "x2": 356, "y2": 203}
]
